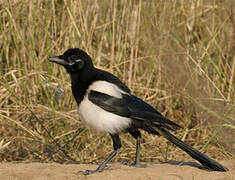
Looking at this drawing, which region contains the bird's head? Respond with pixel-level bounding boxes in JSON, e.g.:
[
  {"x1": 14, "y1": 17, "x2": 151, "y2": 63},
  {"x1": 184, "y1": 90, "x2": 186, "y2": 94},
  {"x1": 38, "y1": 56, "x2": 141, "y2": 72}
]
[{"x1": 48, "y1": 48, "x2": 94, "y2": 74}]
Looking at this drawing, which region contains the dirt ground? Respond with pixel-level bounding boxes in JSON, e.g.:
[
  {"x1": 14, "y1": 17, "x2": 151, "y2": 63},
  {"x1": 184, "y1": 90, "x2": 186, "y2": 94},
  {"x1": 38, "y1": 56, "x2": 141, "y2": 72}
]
[{"x1": 0, "y1": 160, "x2": 234, "y2": 180}]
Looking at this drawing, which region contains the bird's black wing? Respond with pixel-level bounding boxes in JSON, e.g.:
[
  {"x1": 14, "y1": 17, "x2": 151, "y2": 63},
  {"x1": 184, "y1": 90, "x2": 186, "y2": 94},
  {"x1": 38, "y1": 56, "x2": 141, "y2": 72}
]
[
  {"x1": 88, "y1": 90, "x2": 228, "y2": 172},
  {"x1": 88, "y1": 90, "x2": 181, "y2": 130}
]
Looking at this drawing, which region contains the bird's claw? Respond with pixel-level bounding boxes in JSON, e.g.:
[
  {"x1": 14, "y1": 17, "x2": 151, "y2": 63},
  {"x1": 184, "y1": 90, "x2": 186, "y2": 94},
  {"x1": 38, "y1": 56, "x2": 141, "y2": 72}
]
[
  {"x1": 80, "y1": 169, "x2": 100, "y2": 175},
  {"x1": 80, "y1": 165, "x2": 113, "y2": 175},
  {"x1": 119, "y1": 161, "x2": 147, "y2": 168}
]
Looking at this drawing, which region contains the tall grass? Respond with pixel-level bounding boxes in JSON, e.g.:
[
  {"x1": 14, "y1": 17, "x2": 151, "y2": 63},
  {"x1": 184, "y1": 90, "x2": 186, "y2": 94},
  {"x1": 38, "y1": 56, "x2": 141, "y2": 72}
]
[{"x1": 0, "y1": 0, "x2": 234, "y2": 163}]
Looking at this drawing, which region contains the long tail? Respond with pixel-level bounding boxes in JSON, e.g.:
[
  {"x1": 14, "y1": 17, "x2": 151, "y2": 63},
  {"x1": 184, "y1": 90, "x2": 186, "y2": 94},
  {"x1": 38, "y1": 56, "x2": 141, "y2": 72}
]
[{"x1": 154, "y1": 127, "x2": 228, "y2": 172}]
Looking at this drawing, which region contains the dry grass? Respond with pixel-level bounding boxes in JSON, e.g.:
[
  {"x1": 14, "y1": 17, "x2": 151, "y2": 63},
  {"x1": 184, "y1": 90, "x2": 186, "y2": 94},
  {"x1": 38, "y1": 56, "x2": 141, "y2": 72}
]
[{"x1": 0, "y1": 0, "x2": 234, "y2": 164}]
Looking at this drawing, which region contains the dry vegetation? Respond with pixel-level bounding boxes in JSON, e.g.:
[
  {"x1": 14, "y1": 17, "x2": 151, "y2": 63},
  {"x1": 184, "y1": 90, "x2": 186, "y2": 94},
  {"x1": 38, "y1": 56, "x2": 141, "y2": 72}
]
[{"x1": 0, "y1": 0, "x2": 234, "y2": 165}]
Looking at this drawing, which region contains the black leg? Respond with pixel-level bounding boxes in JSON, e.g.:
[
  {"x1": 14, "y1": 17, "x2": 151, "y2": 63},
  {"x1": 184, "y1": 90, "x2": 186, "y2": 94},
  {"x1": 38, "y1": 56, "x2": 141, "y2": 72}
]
[
  {"x1": 129, "y1": 130, "x2": 147, "y2": 168},
  {"x1": 82, "y1": 133, "x2": 121, "y2": 175},
  {"x1": 134, "y1": 134, "x2": 140, "y2": 165}
]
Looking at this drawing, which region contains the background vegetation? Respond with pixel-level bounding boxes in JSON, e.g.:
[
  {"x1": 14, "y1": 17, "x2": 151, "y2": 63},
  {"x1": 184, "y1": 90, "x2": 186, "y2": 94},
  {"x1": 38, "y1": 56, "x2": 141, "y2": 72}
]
[{"x1": 0, "y1": 0, "x2": 234, "y2": 165}]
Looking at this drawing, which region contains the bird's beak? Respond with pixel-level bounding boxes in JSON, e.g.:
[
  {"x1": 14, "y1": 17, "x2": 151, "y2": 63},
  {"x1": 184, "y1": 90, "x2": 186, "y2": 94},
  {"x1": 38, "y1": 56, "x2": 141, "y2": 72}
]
[{"x1": 48, "y1": 56, "x2": 68, "y2": 66}]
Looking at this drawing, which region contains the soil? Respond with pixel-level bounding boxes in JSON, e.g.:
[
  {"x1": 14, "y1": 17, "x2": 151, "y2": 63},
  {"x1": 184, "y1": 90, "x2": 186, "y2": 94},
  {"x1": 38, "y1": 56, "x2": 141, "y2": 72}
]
[{"x1": 0, "y1": 160, "x2": 234, "y2": 180}]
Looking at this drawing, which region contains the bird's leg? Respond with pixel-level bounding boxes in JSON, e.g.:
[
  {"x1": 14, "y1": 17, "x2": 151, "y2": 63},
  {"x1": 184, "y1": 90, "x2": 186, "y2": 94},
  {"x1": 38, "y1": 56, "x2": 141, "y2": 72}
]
[
  {"x1": 120, "y1": 130, "x2": 147, "y2": 168},
  {"x1": 81, "y1": 133, "x2": 121, "y2": 175},
  {"x1": 131, "y1": 132, "x2": 147, "y2": 168},
  {"x1": 133, "y1": 135, "x2": 141, "y2": 165}
]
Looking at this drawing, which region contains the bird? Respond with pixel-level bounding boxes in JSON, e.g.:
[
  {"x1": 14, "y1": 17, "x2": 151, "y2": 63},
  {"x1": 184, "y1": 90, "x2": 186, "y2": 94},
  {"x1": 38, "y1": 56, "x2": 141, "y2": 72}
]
[{"x1": 48, "y1": 48, "x2": 228, "y2": 175}]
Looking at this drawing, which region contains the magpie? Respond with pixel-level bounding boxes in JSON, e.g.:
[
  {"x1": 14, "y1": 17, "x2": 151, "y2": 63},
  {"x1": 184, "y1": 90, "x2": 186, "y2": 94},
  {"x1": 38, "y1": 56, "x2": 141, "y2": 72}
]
[{"x1": 48, "y1": 48, "x2": 228, "y2": 175}]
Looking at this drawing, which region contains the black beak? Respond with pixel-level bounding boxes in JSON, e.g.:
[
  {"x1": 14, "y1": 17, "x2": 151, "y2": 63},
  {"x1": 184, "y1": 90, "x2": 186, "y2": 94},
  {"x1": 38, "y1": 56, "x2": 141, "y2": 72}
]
[{"x1": 48, "y1": 56, "x2": 68, "y2": 66}]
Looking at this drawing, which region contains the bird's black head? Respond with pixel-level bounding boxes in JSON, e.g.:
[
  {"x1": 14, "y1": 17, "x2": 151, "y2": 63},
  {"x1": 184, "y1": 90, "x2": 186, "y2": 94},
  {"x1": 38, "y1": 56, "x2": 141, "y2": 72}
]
[{"x1": 48, "y1": 48, "x2": 94, "y2": 74}]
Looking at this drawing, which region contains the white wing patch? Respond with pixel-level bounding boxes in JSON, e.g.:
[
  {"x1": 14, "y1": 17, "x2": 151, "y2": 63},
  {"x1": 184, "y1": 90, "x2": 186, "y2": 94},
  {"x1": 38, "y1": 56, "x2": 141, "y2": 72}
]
[
  {"x1": 88, "y1": 81, "x2": 129, "y2": 98},
  {"x1": 78, "y1": 81, "x2": 131, "y2": 133}
]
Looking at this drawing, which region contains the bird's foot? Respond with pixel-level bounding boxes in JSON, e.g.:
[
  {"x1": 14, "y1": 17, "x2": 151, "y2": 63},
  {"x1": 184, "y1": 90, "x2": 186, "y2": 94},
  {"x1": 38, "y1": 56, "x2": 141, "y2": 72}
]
[
  {"x1": 81, "y1": 169, "x2": 99, "y2": 175},
  {"x1": 119, "y1": 161, "x2": 147, "y2": 168},
  {"x1": 131, "y1": 163, "x2": 147, "y2": 168},
  {"x1": 80, "y1": 165, "x2": 113, "y2": 175}
]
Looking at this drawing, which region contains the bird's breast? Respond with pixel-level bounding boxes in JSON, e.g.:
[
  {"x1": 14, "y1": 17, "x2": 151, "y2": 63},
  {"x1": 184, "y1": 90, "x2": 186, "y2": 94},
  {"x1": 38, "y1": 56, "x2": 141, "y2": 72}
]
[
  {"x1": 78, "y1": 95, "x2": 131, "y2": 134},
  {"x1": 77, "y1": 80, "x2": 131, "y2": 134}
]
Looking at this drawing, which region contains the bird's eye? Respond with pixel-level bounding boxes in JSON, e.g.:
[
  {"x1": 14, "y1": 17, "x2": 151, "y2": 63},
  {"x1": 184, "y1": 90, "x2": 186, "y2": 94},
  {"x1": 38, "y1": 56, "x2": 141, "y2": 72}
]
[
  {"x1": 75, "y1": 59, "x2": 85, "y2": 70},
  {"x1": 68, "y1": 56, "x2": 85, "y2": 71}
]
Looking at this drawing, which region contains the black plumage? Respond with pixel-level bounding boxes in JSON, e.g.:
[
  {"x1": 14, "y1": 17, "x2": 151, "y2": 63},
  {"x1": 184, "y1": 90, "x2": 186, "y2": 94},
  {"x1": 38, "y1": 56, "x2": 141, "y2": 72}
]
[{"x1": 48, "y1": 48, "x2": 228, "y2": 175}]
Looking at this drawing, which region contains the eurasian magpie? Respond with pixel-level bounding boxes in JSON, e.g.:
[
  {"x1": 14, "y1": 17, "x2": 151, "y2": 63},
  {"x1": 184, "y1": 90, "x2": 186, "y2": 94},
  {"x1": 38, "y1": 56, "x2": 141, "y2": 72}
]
[{"x1": 48, "y1": 48, "x2": 228, "y2": 175}]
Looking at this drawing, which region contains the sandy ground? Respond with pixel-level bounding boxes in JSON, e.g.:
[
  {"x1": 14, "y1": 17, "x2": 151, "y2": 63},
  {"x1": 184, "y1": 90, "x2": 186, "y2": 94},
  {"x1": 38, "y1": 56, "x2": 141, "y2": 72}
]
[{"x1": 0, "y1": 160, "x2": 234, "y2": 180}]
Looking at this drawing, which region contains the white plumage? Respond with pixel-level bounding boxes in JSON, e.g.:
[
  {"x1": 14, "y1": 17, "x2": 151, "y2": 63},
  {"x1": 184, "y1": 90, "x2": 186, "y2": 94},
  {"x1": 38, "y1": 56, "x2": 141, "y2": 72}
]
[{"x1": 78, "y1": 81, "x2": 131, "y2": 134}]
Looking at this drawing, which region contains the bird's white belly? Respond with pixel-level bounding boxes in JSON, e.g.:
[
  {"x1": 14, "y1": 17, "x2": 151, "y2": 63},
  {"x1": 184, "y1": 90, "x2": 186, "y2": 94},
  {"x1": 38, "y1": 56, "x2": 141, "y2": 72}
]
[{"x1": 78, "y1": 96, "x2": 131, "y2": 134}]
